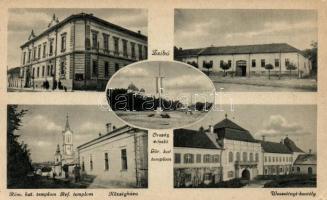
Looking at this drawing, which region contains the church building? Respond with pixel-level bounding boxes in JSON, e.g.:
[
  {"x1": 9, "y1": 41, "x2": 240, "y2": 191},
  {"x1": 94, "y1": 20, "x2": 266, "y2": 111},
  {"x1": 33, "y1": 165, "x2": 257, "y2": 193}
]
[
  {"x1": 175, "y1": 43, "x2": 311, "y2": 78},
  {"x1": 173, "y1": 115, "x2": 308, "y2": 187},
  {"x1": 9, "y1": 12, "x2": 147, "y2": 91}
]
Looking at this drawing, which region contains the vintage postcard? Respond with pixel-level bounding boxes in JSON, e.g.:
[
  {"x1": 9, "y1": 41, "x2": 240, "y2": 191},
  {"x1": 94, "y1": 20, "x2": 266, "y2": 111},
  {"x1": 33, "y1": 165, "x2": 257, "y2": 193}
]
[{"x1": 0, "y1": 0, "x2": 325, "y2": 200}]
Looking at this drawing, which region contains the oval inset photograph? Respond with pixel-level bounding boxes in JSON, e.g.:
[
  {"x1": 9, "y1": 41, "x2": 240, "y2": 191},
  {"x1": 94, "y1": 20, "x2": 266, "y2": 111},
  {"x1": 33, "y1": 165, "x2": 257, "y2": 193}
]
[{"x1": 106, "y1": 61, "x2": 215, "y2": 129}]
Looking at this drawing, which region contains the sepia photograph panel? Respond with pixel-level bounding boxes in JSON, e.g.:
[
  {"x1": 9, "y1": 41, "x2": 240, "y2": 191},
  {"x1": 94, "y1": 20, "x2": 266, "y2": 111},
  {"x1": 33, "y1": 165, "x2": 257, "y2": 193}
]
[
  {"x1": 106, "y1": 61, "x2": 215, "y2": 130},
  {"x1": 173, "y1": 104, "x2": 317, "y2": 188},
  {"x1": 174, "y1": 9, "x2": 318, "y2": 92},
  {"x1": 7, "y1": 105, "x2": 148, "y2": 189},
  {"x1": 7, "y1": 8, "x2": 148, "y2": 92}
]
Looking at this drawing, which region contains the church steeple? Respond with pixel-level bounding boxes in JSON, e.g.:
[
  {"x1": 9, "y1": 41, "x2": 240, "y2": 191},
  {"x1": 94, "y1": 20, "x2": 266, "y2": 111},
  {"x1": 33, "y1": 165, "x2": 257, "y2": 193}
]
[
  {"x1": 55, "y1": 144, "x2": 60, "y2": 154},
  {"x1": 65, "y1": 113, "x2": 70, "y2": 131}
]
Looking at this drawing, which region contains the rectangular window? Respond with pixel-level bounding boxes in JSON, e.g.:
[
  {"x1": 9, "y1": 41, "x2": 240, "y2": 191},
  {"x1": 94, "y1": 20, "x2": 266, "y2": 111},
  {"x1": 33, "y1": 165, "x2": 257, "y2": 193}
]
[
  {"x1": 252, "y1": 59, "x2": 256, "y2": 67},
  {"x1": 203, "y1": 154, "x2": 211, "y2": 163},
  {"x1": 228, "y1": 60, "x2": 232, "y2": 67},
  {"x1": 184, "y1": 153, "x2": 194, "y2": 163},
  {"x1": 131, "y1": 42, "x2": 136, "y2": 59},
  {"x1": 174, "y1": 153, "x2": 181, "y2": 163},
  {"x1": 38, "y1": 45, "x2": 41, "y2": 59},
  {"x1": 213, "y1": 154, "x2": 220, "y2": 163},
  {"x1": 43, "y1": 43, "x2": 47, "y2": 58},
  {"x1": 49, "y1": 40, "x2": 53, "y2": 56},
  {"x1": 47, "y1": 65, "x2": 50, "y2": 76},
  {"x1": 75, "y1": 73, "x2": 84, "y2": 81},
  {"x1": 103, "y1": 34, "x2": 109, "y2": 51},
  {"x1": 196, "y1": 154, "x2": 201, "y2": 163},
  {"x1": 33, "y1": 47, "x2": 37, "y2": 60},
  {"x1": 285, "y1": 58, "x2": 290, "y2": 66},
  {"x1": 61, "y1": 34, "x2": 66, "y2": 52},
  {"x1": 92, "y1": 60, "x2": 98, "y2": 77},
  {"x1": 261, "y1": 59, "x2": 265, "y2": 67},
  {"x1": 144, "y1": 46, "x2": 148, "y2": 59},
  {"x1": 104, "y1": 153, "x2": 109, "y2": 171},
  {"x1": 32, "y1": 68, "x2": 35, "y2": 78},
  {"x1": 114, "y1": 37, "x2": 119, "y2": 55},
  {"x1": 60, "y1": 61, "x2": 65, "y2": 77},
  {"x1": 42, "y1": 66, "x2": 45, "y2": 77},
  {"x1": 265, "y1": 156, "x2": 267, "y2": 162},
  {"x1": 23, "y1": 52, "x2": 26, "y2": 65},
  {"x1": 138, "y1": 44, "x2": 142, "y2": 60},
  {"x1": 28, "y1": 51, "x2": 31, "y2": 63},
  {"x1": 121, "y1": 149, "x2": 128, "y2": 170},
  {"x1": 104, "y1": 61, "x2": 109, "y2": 77},
  {"x1": 275, "y1": 58, "x2": 280, "y2": 67},
  {"x1": 92, "y1": 31, "x2": 98, "y2": 49},
  {"x1": 122, "y1": 39, "x2": 128, "y2": 57},
  {"x1": 37, "y1": 67, "x2": 39, "y2": 77},
  {"x1": 115, "y1": 63, "x2": 120, "y2": 72}
]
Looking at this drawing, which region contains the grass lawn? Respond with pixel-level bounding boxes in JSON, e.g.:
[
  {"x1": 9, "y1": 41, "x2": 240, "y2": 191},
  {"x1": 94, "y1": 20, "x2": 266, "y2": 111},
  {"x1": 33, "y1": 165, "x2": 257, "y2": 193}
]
[{"x1": 262, "y1": 175, "x2": 316, "y2": 188}]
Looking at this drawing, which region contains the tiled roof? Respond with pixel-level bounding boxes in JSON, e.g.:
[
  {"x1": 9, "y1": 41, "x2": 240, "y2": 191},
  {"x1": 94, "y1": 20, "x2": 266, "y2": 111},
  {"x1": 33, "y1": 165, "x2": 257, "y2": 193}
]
[
  {"x1": 21, "y1": 13, "x2": 147, "y2": 48},
  {"x1": 258, "y1": 140, "x2": 292, "y2": 154},
  {"x1": 213, "y1": 118, "x2": 257, "y2": 143},
  {"x1": 199, "y1": 43, "x2": 300, "y2": 55},
  {"x1": 284, "y1": 137, "x2": 304, "y2": 153},
  {"x1": 294, "y1": 154, "x2": 316, "y2": 165},
  {"x1": 174, "y1": 129, "x2": 220, "y2": 149},
  {"x1": 175, "y1": 48, "x2": 204, "y2": 57}
]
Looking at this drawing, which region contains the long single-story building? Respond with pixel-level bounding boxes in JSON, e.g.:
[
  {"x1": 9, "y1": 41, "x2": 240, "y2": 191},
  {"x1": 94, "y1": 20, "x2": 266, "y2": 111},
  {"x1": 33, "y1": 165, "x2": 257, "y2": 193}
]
[{"x1": 175, "y1": 43, "x2": 311, "y2": 78}]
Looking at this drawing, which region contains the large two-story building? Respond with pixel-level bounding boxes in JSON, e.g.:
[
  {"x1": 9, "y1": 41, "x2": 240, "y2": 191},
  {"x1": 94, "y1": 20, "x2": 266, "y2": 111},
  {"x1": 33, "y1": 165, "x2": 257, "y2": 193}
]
[
  {"x1": 173, "y1": 116, "x2": 309, "y2": 187},
  {"x1": 175, "y1": 43, "x2": 311, "y2": 78},
  {"x1": 9, "y1": 13, "x2": 147, "y2": 91}
]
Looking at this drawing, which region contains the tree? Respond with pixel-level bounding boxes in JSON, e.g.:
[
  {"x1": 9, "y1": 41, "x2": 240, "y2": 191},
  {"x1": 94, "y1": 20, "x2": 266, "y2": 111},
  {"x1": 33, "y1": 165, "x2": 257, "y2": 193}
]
[
  {"x1": 203, "y1": 61, "x2": 213, "y2": 76},
  {"x1": 286, "y1": 62, "x2": 297, "y2": 79},
  {"x1": 220, "y1": 61, "x2": 231, "y2": 77},
  {"x1": 302, "y1": 41, "x2": 317, "y2": 77},
  {"x1": 7, "y1": 105, "x2": 32, "y2": 187},
  {"x1": 264, "y1": 64, "x2": 274, "y2": 80}
]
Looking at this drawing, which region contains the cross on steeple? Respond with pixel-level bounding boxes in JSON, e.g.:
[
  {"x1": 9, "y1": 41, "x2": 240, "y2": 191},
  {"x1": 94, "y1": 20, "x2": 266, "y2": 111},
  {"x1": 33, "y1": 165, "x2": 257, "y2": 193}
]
[{"x1": 65, "y1": 113, "x2": 70, "y2": 131}]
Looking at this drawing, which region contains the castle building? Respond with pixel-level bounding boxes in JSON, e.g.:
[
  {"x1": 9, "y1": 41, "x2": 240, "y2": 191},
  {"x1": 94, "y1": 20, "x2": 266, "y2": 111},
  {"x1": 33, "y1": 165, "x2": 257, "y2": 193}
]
[
  {"x1": 173, "y1": 116, "x2": 308, "y2": 187},
  {"x1": 9, "y1": 13, "x2": 147, "y2": 91},
  {"x1": 77, "y1": 124, "x2": 148, "y2": 188},
  {"x1": 175, "y1": 43, "x2": 311, "y2": 78}
]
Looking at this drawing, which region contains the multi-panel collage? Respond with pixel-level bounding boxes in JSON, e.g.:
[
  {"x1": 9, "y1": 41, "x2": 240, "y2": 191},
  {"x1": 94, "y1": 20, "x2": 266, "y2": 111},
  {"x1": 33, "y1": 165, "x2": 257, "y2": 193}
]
[{"x1": 2, "y1": 2, "x2": 322, "y2": 200}]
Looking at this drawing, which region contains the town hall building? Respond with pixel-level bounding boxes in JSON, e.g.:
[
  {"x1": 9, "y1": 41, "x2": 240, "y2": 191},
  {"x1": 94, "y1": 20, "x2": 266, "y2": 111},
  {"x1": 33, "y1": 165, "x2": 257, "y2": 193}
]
[
  {"x1": 8, "y1": 12, "x2": 148, "y2": 91},
  {"x1": 173, "y1": 115, "x2": 309, "y2": 187},
  {"x1": 175, "y1": 43, "x2": 311, "y2": 78}
]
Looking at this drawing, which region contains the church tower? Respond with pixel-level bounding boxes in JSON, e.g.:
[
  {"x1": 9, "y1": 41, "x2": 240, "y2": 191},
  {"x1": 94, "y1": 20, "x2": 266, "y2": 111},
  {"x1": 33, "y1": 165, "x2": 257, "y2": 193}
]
[
  {"x1": 54, "y1": 144, "x2": 62, "y2": 164},
  {"x1": 62, "y1": 114, "x2": 74, "y2": 164}
]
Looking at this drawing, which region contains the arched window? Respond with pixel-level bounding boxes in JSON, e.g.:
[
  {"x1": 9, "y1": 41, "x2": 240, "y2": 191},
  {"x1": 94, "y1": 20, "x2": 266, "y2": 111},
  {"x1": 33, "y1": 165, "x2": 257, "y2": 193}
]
[
  {"x1": 229, "y1": 152, "x2": 233, "y2": 162},
  {"x1": 297, "y1": 167, "x2": 301, "y2": 173},
  {"x1": 243, "y1": 152, "x2": 247, "y2": 162},
  {"x1": 236, "y1": 152, "x2": 240, "y2": 161},
  {"x1": 308, "y1": 167, "x2": 313, "y2": 175}
]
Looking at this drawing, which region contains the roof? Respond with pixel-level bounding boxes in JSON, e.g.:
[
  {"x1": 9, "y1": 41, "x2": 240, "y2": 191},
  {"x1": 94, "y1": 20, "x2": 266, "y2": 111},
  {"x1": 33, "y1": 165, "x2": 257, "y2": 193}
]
[
  {"x1": 284, "y1": 137, "x2": 304, "y2": 153},
  {"x1": 214, "y1": 118, "x2": 246, "y2": 131},
  {"x1": 294, "y1": 154, "x2": 316, "y2": 165},
  {"x1": 177, "y1": 43, "x2": 301, "y2": 57},
  {"x1": 175, "y1": 48, "x2": 204, "y2": 58},
  {"x1": 77, "y1": 125, "x2": 135, "y2": 150},
  {"x1": 21, "y1": 13, "x2": 147, "y2": 48},
  {"x1": 174, "y1": 129, "x2": 220, "y2": 149},
  {"x1": 258, "y1": 140, "x2": 292, "y2": 154}
]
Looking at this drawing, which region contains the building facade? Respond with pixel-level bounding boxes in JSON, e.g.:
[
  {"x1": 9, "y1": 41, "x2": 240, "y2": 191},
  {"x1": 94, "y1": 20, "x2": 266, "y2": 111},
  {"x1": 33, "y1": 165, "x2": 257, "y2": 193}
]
[
  {"x1": 10, "y1": 13, "x2": 147, "y2": 91},
  {"x1": 293, "y1": 153, "x2": 316, "y2": 175},
  {"x1": 77, "y1": 124, "x2": 148, "y2": 188},
  {"x1": 175, "y1": 43, "x2": 311, "y2": 78},
  {"x1": 173, "y1": 116, "x2": 310, "y2": 187}
]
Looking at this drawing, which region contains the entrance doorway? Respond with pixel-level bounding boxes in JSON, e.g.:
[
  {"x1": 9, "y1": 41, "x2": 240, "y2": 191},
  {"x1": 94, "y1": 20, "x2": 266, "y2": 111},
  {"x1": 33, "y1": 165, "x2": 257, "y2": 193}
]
[
  {"x1": 241, "y1": 169, "x2": 250, "y2": 180},
  {"x1": 236, "y1": 60, "x2": 247, "y2": 76},
  {"x1": 308, "y1": 167, "x2": 313, "y2": 175}
]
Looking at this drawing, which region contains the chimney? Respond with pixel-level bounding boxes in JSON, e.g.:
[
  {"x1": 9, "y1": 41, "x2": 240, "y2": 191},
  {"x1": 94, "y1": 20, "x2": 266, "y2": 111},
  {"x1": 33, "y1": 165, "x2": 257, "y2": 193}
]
[
  {"x1": 137, "y1": 30, "x2": 141, "y2": 34},
  {"x1": 106, "y1": 123, "x2": 112, "y2": 133},
  {"x1": 209, "y1": 125, "x2": 214, "y2": 133},
  {"x1": 262, "y1": 135, "x2": 265, "y2": 141}
]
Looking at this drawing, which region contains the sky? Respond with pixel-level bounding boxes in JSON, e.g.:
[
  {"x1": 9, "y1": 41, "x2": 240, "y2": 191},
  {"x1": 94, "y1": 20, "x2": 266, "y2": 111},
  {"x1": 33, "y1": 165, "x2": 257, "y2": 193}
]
[
  {"x1": 187, "y1": 104, "x2": 317, "y2": 154},
  {"x1": 108, "y1": 61, "x2": 215, "y2": 105},
  {"x1": 15, "y1": 105, "x2": 125, "y2": 163},
  {"x1": 7, "y1": 8, "x2": 148, "y2": 69},
  {"x1": 175, "y1": 9, "x2": 317, "y2": 50}
]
